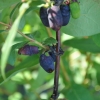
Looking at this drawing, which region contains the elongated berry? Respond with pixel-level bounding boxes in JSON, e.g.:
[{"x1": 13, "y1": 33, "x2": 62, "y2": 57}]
[
  {"x1": 60, "y1": 5, "x2": 70, "y2": 26},
  {"x1": 18, "y1": 45, "x2": 39, "y2": 55},
  {"x1": 69, "y1": 2, "x2": 80, "y2": 19},
  {"x1": 40, "y1": 7, "x2": 49, "y2": 27},
  {"x1": 47, "y1": 5, "x2": 63, "y2": 31},
  {"x1": 39, "y1": 54, "x2": 55, "y2": 73}
]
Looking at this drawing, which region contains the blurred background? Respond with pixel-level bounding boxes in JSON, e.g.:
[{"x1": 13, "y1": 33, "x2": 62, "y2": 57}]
[{"x1": 0, "y1": 0, "x2": 100, "y2": 100}]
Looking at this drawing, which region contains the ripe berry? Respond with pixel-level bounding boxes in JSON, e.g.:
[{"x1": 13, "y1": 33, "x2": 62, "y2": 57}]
[
  {"x1": 18, "y1": 45, "x2": 39, "y2": 55},
  {"x1": 60, "y1": 5, "x2": 70, "y2": 26},
  {"x1": 39, "y1": 54, "x2": 55, "y2": 73},
  {"x1": 47, "y1": 5, "x2": 63, "y2": 31},
  {"x1": 40, "y1": 7, "x2": 49, "y2": 27}
]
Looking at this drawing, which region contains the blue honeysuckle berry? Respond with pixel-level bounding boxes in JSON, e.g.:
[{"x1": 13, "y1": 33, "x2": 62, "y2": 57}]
[
  {"x1": 18, "y1": 45, "x2": 39, "y2": 56},
  {"x1": 29, "y1": 45, "x2": 39, "y2": 55},
  {"x1": 47, "y1": 5, "x2": 63, "y2": 31},
  {"x1": 60, "y1": 5, "x2": 70, "y2": 26},
  {"x1": 40, "y1": 7, "x2": 49, "y2": 27},
  {"x1": 39, "y1": 54, "x2": 55, "y2": 73}
]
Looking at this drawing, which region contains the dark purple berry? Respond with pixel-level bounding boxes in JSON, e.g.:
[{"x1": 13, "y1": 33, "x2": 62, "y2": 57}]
[
  {"x1": 40, "y1": 7, "x2": 49, "y2": 27},
  {"x1": 60, "y1": 5, "x2": 70, "y2": 26},
  {"x1": 18, "y1": 45, "x2": 39, "y2": 55},
  {"x1": 39, "y1": 54, "x2": 55, "y2": 73},
  {"x1": 29, "y1": 46, "x2": 39, "y2": 54},
  {"x1": 18, "y1": 45, "x2": 30, "y2": 55},
  {"x1": 47, "y1": 5, "x2": 63, "y2": 31}
]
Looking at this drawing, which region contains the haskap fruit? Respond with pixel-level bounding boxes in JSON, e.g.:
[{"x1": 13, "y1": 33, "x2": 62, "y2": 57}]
[
  {"x1": 60, "y1": 5, "x2": 70, "y2": 26},
  {"x1": 40, "y1": 7, "x2": 49, "y2": 27},
  {"x1": 69, "y1": 2, "x2": 80, "y2": 19},
  {"x1": 39, "y1": 54, "x2": 55, "y2": 73},
  {"x1": 18, "y1": 45, "x2": 39, "y2": 56},
  {"x1": 47, "y1": 5, "x2": 63, "y2": 31}
]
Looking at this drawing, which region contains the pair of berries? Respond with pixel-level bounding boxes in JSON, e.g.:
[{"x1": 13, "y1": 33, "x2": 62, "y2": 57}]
[
  {"x1": 39, "y1": 46, "x2": 64, "y2": 73},
  {"x1": 18, "y1": 45, "x2": 56, "y2": 73},
  {"x1": 40, "y1": 1, "x2": 80, "y2": 31},
  {"x1": 40, "y1": 4, "x2": 70, "y2": 31}
]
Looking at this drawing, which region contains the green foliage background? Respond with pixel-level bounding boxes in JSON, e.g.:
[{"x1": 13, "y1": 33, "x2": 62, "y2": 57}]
[{"x1": 0, "y1": 0, "x2": 100, "y2": 100}]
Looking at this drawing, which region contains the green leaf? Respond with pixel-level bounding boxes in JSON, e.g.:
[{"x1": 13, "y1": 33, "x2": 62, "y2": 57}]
[
  {"x1": 30, "y1": 0, "x2": 44, "y2": 7},
  {"x1": 12, "y1": 41, "x2": 29, "y2": 50},
  {"x1": 8, "y1": 50, "x2": 16, "y2": 66},
  {"x1": 1, "y1": 2, "x2": 29, "y2": 79},
  {"x1": 3, "y1": 81, "x2": 17, "y2": 93},
  {"x1": 8, "y1": 41, "x2": 29, "y2": 66},
  {"x1": 0, "y1": 7, "x2": 10, "y2": 21},
  {"x1": 92, "y1": 62, "x2": 100, "y2": 84},
  {"x1": 0, "y1": 0, "x2": 20, "y2": 10},
  {"x1": 63, "y1": 84, "x2": 93, "y2": 100},
  {"x1": 43, "y1": 37, "x2": 57, "y2": 46},
  {"x1": 61, "y1": 0, "x2": 100, "y2": 37},
  {"x1": 18, "y1": 16, "x2": 26, "y2": 30},
  {"x1": 0, "y1": 55, "x2": 39, "y2": 85},
  {"x1": 0, "y1": 30, "x2": 5, "y2": 33},
  {"x1": 31, "y1": 67, "x2": 49, "y2": 89},
  {"x1": 10, "y1": 2, "x2": 21, "y2": 19},
  {"x1": 91, "y1": 33, "x2": 100, "y2": 47},
  {"x1": 63, "y1": 38, "x2": 100, "y2": 53}
]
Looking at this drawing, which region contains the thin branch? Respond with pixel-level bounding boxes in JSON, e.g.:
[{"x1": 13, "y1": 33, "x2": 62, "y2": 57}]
[
  {"x1": 17, "y1": 30, "x2": 47, "y2": 49},
  {"x1": 0, "y1": 22, "x2": 10, "y2": 27},
  {"x1": 51, "y1": 30, "x2": 61, "y2": 100},
  {"x1": 0, "y1": 21, "x2": 47, "y2": 49}
]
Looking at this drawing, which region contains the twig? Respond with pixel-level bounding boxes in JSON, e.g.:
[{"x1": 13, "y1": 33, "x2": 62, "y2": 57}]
[
  {"x1": 17, "y1": 30, "x2": 47, "y2": 49},
  {"x1": 0, "y1": 21, "x2": 47, "y2": 49},
  {"x1": 0, "y1": 22, "x2": 10, "y2": 27},
  {"x1": 51, "y1": 30, "x2": 61, "y2": 100}
]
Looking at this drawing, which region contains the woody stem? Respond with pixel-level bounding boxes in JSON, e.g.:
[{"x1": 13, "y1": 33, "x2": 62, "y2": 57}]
[{"x1": 51, "y1": 30, "x2": 60, "y2": 100}]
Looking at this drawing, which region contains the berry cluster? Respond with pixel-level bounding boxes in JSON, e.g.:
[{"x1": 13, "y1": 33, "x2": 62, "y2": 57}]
[
  {"x1": 40, "y1": 0, "x2": 80, "y2": 31},
  {"x1": 40, "y1": 4, "x2": 70, "y2": 31},
  {"x1": 18, "y1": 44, "x2": 58, "y2": 73},
  {"x1": 18, "y1": 0, "x2": 80, "y2": 74}
]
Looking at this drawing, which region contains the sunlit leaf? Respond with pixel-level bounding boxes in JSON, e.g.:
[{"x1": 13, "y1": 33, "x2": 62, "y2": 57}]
[
  {"x1": 63, "y1": 84, "x2": 93, "y2": 100},
  {"x1": 10, "y1": 2, "x2": 21, "y2": 19},
  {"x1": 64, "y1": 38, "x2": 100, "y2": 53},
  {"x1": 0, "y1": 55, "x2": 39, "y2": 85},
  {"x1": 1, "y1": 2, "x2": 30, "y2": 79},
  {"x1": 43, "y1": 37, "x2": 57, "y2": 46},
  {"x1": 61, "y1": 0, "x2": 100, "y2": 37},
  {"x1": 91, "y1": 33, "x2": 100, "y2": 47}
]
